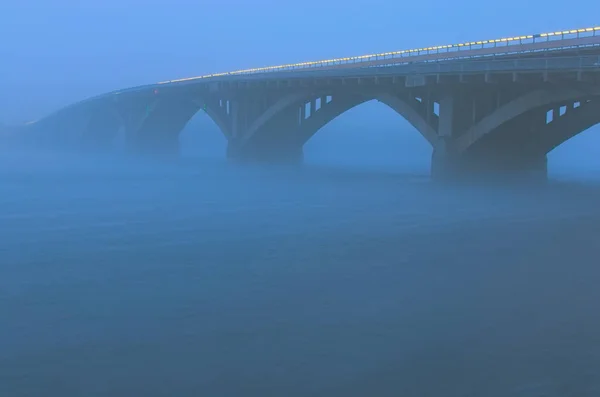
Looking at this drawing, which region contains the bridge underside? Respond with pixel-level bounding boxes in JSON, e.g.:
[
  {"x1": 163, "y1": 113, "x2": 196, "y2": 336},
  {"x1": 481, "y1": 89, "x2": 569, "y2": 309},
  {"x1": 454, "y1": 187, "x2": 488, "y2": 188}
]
[
  {"x1": 23, "y1": 61, "x2": 600, "y2": 182},
  {"x1": 220, "y1": 79, "x2": 600, "y2": 183}
]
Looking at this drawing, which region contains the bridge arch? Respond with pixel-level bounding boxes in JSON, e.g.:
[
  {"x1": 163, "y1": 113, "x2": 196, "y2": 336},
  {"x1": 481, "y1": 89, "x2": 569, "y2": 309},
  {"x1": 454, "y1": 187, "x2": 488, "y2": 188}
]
[
  {"x1": 31, "y1": 92, "x2": 235, "y2": 155},
  {"x1": 296, "y1": 92, "x2": 438, "y2": 147},
  {"x1": 189, "y1": 98, "x2": 232, "y2": 139},
  {"x1": 239, "y1": 90, "x2": 315, "y2": 146},
  {"x1": 541, "y1": 99, "x2": 600, "y2": 154},
  {"x1": 437, "y1": 89, "x2": 600, "y2": 181},
  {"x1": 179, "y1": 98, "x2": 233, "y2": 158},
  {"x1": 85, "y1": 104, "x2": 126, "y2": 149},
  {"x1": 456, "y1": 86, "x2": 600, "y2": 153},
  {"x1": 24, "y1": 100, "x2": 127, "y2": 149},
  {"x1": 239, "y1": 89, "x2": 438, "y2": 150},
  {"x1": 112, "y1": 95, "x2": 234, "y2": 156}
]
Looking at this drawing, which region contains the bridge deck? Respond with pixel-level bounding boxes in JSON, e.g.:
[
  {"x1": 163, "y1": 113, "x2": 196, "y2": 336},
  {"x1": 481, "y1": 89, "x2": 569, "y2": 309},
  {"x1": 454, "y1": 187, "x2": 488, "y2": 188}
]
[
  {"x1": 159, "y1": 32, "x2": 600, "y2": 84},
  {"x1": 63, "y1": 53, "x2": 600, "y2": 116},
  {"x1": 165, "y1": 54, "x2": 600, "y2": 85}
]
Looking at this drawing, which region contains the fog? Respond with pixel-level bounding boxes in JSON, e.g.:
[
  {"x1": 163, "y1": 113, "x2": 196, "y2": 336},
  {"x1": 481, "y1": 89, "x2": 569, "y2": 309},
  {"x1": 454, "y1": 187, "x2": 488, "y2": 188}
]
[
  {"x1": 3, "y1": 122, "x2": 600, "y2": 396},
  {"x1": 2, "y1": 1, "x2": 600, "y2": 396}
]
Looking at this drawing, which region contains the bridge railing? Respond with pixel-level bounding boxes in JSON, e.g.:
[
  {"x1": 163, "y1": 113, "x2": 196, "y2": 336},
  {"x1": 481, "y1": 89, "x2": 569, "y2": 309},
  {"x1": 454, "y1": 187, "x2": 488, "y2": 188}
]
[
  {"x1": 404, "y1": 54, "x2": 600, "y2": 74},
  {"x1": 209, "y1": 54, "x2": 600, "y2": 81},
  {"x1": 159, "y1": 27, "x2": 600, "y2": 84}
]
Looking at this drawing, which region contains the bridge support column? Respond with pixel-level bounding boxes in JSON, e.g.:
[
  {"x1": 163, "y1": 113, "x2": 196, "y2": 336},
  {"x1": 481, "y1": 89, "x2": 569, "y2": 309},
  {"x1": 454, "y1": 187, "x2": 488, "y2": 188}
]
[
  {"x1": 430, "y1": 136, "x2": 462, "y2": 181},
  {"x1": 431, "y1": 146, "x2": 547, "y2": 183},
  {"x1": 431, "y1": 95, "x2": 465, "y2": 181},
  {"x1": 228, "y1": 105, "x2": 305, "y2": 165},
  {"x1": 431, "y1": 89, "x2": 551, "y2": 183}
]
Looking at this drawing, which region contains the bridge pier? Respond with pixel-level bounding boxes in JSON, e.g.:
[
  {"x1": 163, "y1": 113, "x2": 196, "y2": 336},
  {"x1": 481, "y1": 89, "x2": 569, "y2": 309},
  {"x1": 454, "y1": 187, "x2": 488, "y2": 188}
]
[
  {"x1": 431, "y1": 149, "x2": 461, "y2": 181},
  {"x1": 431, "y1": 148, "x2": 547, "y2": 183},
  {"x1": 430, "y1": 87, "x2": 555, "y2": 183}
]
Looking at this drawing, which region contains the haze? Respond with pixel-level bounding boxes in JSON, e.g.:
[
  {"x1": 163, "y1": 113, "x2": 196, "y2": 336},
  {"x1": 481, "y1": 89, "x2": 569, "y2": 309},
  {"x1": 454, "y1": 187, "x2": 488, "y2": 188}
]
[{"x1": 1, "y1": 1, "x2": 600, "y2": 396}]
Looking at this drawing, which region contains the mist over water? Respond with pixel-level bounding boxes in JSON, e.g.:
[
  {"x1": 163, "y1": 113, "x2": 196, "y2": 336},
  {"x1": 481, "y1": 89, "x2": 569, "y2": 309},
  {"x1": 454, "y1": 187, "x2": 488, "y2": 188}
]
[
  {"x1": 2, "y1": 119, "x2": 600, "y2": 396},
  {"x1": 3, "y1": 0, "x2": 600, "y2": 393}
]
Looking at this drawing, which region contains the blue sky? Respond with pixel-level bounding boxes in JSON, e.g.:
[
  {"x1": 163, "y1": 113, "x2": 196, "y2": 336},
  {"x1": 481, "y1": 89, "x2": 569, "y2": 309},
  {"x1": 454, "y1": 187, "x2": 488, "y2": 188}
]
[{"x1": 1, "y1": 0, "x2": 599, "y2": 172}]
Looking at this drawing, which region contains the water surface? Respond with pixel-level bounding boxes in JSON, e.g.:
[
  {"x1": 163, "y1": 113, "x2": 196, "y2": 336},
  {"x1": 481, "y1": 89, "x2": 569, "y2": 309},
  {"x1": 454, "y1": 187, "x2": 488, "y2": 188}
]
[{"x1": 1, "y1": 152, "x2": 600, "y2": 397}]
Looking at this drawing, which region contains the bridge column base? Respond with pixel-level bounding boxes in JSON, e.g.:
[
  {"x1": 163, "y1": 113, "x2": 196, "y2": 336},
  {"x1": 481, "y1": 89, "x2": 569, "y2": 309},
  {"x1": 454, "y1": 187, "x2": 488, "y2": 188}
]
[
  {"x1": 431, "y1": 149, "x2": 548, "y2": 183},
  {"x1": 227, "y1": 143, "x2": 304, "y2": 165},
  {"x1": 431, "y1": 149, "x2": 461, "y2": 182}
]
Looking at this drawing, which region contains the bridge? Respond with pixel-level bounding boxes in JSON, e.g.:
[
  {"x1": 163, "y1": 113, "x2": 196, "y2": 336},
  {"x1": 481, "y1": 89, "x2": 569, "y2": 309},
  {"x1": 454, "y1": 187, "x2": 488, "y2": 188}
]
[{"x1": 7, "y1": 26, "x2": 600, "y2": 180}]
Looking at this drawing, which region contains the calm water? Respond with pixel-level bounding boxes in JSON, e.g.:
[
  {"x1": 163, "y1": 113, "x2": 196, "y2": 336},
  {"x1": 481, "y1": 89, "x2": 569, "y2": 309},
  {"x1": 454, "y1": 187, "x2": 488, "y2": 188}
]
[{"x1": 1, "y1": 152, "x2": 600, "y2": 397}]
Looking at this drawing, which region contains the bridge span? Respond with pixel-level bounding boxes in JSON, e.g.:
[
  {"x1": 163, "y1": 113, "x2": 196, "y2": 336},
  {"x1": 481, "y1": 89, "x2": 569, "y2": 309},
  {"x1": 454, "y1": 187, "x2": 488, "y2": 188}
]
[{"x1": 7, "y1": 26, "x2": 600, "y2": 181}]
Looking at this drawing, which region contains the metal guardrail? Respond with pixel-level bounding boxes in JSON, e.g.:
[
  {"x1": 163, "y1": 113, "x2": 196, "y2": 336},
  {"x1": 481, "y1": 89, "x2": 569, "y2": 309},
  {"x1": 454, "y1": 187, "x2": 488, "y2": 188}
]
[
  {"x1": 405, "y1": 54, "x2": 600, "y2": 74},
  {"x1": 158, "y1": 26, "x2": 600, "y2": 84},
  {"x1": 168, "y1": 55, "x2": 600, "y2": 82}
]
